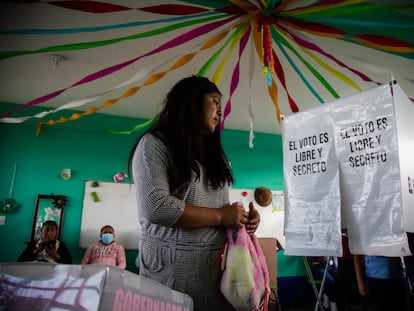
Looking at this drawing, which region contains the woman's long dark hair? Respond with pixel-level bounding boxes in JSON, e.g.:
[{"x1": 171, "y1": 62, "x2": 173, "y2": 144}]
[{"x1": 127, "y1": 75, "x2": 234, "y2": 191}]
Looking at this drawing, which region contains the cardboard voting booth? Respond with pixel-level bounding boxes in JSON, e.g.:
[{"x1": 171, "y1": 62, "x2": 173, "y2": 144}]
[
  {"x1": 282, "y1": 81, "x2": 413, "y2": 257},
  {"x1": 258, "y1": 238, "x2": 278, "y2": 289},
  {"x1": 0, "y1": 263, "x2": 193, "y2": 311}
]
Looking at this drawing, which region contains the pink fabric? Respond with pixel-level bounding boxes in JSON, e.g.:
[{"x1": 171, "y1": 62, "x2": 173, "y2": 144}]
[
  {"x1": 220, "y1": 226, "x2": 270, "y2": 311},
  {"x1": 81, "y1": 241, "x2": 126, "y2": 269}
]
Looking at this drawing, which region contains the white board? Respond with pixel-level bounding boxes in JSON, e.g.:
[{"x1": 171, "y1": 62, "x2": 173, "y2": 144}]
[
  {"x1": 80, "y1": 180, "x2": 140, "y2": 249},
  {"x1": 79, "y1": 181, "x2": 285, "y2": 249}
]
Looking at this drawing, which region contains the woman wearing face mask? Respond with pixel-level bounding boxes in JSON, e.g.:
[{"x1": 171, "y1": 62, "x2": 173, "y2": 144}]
[{"x1": 81, "y1": 225, "x2": 126, "y2": 269}]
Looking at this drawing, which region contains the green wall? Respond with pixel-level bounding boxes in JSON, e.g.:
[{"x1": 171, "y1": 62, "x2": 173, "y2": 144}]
[{"x1": 0, "y1": 103, "x2": 303, "y2": 277}]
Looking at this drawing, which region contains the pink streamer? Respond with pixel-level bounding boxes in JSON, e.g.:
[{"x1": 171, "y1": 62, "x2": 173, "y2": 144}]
[
  {"x1": 221, "y1": 26, "x2": 251, "y2": 130},
  {"x1": 278, "y1": 24, "x2": 380, "y2": 85},
  {"x1": 1, "y1": 15, "x2": 239, "y2": 118}
]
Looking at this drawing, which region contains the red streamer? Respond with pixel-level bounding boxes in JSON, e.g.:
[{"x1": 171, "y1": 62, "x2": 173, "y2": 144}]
[
  {"x1": 49, "y1": 1, "x2": 129, "y2": 13},
  {"x1": 139, "y1": 4, "x2": 208, "y2": 16}
]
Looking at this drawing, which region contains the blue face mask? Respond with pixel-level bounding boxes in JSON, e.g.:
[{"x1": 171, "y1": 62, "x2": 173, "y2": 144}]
[{"x1": 101, "y1": 233, "x2": 114, "y2": 244}]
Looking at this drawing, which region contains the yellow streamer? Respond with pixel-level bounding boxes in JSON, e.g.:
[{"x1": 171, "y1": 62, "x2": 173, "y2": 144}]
[
  {"x1": 261, "y1": 24, "x2": 266, "y2": 74},
  {"x1": 252, "y1": 20, "x2": 264, "y2": 60},
  {"x1": 259, "y1": 0, "x2": 267, "y2": 9},
  {"x1": 229, "y1": 0, "x2": 258, "y2": 12},
  {"x1": 252, "y1": 19, "x2": 272, "y2": 78},
  {"x1": 267, "y1": 78, "x2": 282, "y2": 124},
  {"x1": 212, "y1": 24, "x2": 248, "y2": 85},
  {"x1": 281, "y1": 20, "x2": 343, "y2": 39},
  {"x1": 266, "y1": 23, "x2": 275, "y2": 73},
  {"x1": 278, "y1": 27, "x2": 362, "y2": 91},
  {"x1": 36, "y1": 27, "x2": 236, "y2": 135},
  {"x1": 302, "y1": 49, "x2": 362, "y2": 91},
  {"x1": 274, "y1": 0, "x2": 302, "y2": 13}
]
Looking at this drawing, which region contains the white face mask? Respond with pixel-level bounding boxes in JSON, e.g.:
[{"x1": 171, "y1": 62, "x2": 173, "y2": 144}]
[{"x1": 101, "y1": 233, "x2": 114, "y2": 244}]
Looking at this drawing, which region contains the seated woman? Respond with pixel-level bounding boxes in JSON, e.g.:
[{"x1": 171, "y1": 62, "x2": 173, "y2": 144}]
[
  {"x1": 17, "y1": 220, "x2": 72, "y2": 264},
  {"x1": 81, "y1": 225, "x2": 126, "y2": 269}
]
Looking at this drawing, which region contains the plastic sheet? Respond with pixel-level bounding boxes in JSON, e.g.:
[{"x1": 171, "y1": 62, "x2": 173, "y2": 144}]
[{"x1": 0, "y1": 263, "x2": 193, "y2": 311}]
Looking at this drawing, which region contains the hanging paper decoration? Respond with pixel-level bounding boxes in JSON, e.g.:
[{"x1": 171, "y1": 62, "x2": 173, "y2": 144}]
[
  {"x1": 52, "y1": 195, "x2": 68, "y2": 209},
  {"x1": 113, "y1": 172, "x2": 128, "y2": 183},
  {"x1": 0, "y1": 0, "x2": 413, "y2": 139},
  {"x1": 0, "y1": 163, "x2": 22, "y2": 213}
]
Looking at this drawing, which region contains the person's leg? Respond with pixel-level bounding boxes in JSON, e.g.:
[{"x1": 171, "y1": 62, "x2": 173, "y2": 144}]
[
  {"x1": 366, "y1": 277, "x2": 409, "y2": 311},
  {"x1": 365, "y1": 277, "x2": 386, "y2": 311},
  {"x1": 383, "y1": 277, "x2": 409, "y2": 311}
]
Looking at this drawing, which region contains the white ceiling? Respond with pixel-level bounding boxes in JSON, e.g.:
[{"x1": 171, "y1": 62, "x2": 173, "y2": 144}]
[{"x1": 0, "y1": 1, "x2": 413, "y2": 134}]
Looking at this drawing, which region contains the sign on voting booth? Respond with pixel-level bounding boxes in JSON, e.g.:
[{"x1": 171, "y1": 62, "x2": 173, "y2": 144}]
[
  {"x1": 282, "y1": 104, "x2": 342, "y2": 257},
  {"x1": 282, "y1": 81, "x2": 412, "y2": 257}
]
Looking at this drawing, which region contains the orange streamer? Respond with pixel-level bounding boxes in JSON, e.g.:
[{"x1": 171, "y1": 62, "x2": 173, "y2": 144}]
[
  {"x1": 36, "y1": 27, "x2": 236, "y2": 135},
  {"x1": 352, "y1": 38, "x2": 414, "y2": 53},
  {"x1": 267, "y1": 78, "x2": 282, "y2": 124}
]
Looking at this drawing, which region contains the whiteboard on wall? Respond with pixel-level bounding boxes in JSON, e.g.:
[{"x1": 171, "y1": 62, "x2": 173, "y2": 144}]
[
  {"x1": 80, "y1": 181, "x2": 285, "y2": 249},
  {"x1": 229, "y1": 188, "x2": 285, "y2": 247},
  {"x1": 80, "y1": 180, "x2": 140, "y2": 250}
]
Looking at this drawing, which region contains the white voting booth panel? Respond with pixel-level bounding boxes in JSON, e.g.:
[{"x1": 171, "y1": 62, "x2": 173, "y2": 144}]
[
  {"x1": 282, "y1": 104, "x2": 342, "y2": 257},
  {"x1": 0, "y1": 263, "x2": 193, "y2": 311},
  {"x1": 393, "y1": 84, "x2": 414, "y2": 233},
  {"x1": 282, "y1": 82, "x2": 412, "y2": 257}
]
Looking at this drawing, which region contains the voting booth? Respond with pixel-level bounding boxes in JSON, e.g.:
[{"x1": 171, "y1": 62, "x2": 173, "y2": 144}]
[
  {"x1": 282, "y1": 81, "x2": 413, "y2": 257},
  {"x1": 282, "y1": 81, "x2": 413, "y2": 310},
  {"x1": 0, "y1": 263, "x2": 193, "y2": 311}
]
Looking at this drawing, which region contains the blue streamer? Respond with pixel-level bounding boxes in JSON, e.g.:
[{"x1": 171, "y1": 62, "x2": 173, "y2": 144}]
[
  {"x1": 0, "y1": 11, "x2": 221, "y2": 35},
  {"x1": 267, "y1": 70, "x2": 272, "y2": 87},
  {"x1": 272, "y1": 32, "x2": 324, "y2": 103}
]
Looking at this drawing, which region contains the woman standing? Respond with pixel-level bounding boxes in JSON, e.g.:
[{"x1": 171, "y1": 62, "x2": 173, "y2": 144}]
[{"x1": 129, "y1": 76, "x2": 260, "y2": 310}]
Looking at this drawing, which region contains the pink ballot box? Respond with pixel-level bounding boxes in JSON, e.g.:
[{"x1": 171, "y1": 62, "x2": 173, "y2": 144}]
[{"x1": 0, "y1": 262, "x2": 193, "y2": 311}]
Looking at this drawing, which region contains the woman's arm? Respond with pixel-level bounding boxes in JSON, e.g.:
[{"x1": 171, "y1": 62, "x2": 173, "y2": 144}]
[
  {"x1": 81, "y1": 245, "x2": 93, "y2": 264},
  {"x1": 173, "y1": 201, "x2": 248, "y2": 229},
  {"x1": 116, "y1": 245, "x2": 127, "y2": 269},
  {"x1": 56, "y1": 241, "x2": 73, "y2": 264},
  {"x1": 134, "y1": 134, "x2": 248, "y2": 229},
  {"x1": 353, "y1": 255, "x2": 367, "y2": 297},
  {"x1": 17, "y1": 242, "x2": 37, "y2": 262}
]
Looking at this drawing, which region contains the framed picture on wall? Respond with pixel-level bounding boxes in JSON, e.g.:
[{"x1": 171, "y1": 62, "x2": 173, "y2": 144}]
[{"x1": 30, "y1": 194, "x2": 67, "y2": 241}]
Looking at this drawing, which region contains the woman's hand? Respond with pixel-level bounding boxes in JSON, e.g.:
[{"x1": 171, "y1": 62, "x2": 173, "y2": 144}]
[
  {"x1": 34, "y1": 241, "x2": 48, "y2": 254},
  {"x1": 245, "y1": 202, "x2": 260, "y2": 235},
  {"x1": 46, "y1": 244, "x2": 61, "y2": 261},
  {"x1": 220, "y1": 202, "x2": 249, "y2": 228},
  {"x1": 47, "y1": 249, "x2": 60, "y2": 261}
]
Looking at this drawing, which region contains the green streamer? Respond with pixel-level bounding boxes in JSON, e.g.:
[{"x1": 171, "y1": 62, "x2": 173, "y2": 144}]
[
  {"x1": 0, "y1": 14, "x2": 231, "y2": 60},
  {"x1": 197, "y1": 24, "x2": 244, "y2": 76},
  {"x1": 104, "y1": 113, "x2": 160, "y2": 135},
  {"x1": 271, "y1": 26, "x2": 339, "y2": 98},
  {"x1": 285, "y1": 3, "x2": 414, "y2": 19}
]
